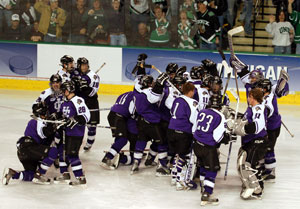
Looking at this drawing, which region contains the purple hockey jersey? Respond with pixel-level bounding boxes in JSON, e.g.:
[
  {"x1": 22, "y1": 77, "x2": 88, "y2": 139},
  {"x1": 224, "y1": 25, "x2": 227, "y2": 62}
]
[
  {"x1": 60, "y1": 96, "x2": 90, "y2": 136},
  {"x1": 159, "y1": 85, "x2": 178, "y2": 122},
  {"x1": 24, "y1": 119, "x2": 50, "y2": 145},
  {"x1": 193, "y1": 108, "x2": 226, "y2": 146},
  {"x1": 242, "y1": 103, "x2": 267, "y2": 144},
  {"x1": 34, "y1": 88, "x2": 63, "y2": 114},
  {"x1": 168, "y1": 95, "x2": 199, "y2": 134},
  {"x1": 264, "y1": 91, "x2": 281, "y2": 130}
]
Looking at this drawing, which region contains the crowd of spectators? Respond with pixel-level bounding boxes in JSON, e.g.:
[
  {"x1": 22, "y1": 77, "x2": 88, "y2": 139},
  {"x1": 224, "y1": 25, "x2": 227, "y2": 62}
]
[{"x1": 0, "y1": 0, "x2": 300, "y2": 54}]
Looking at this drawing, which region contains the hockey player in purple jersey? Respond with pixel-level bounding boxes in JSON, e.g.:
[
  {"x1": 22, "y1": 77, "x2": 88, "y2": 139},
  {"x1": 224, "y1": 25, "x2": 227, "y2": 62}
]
[
  {"x1": 131, "y1": 73, "x2": 170, "y2": 175},
  {"x1": 228, "y1": 88, "x2": 268, "y2": 199},
  {"x1": 210, "y1": 76, "x2": 230, "y2": 106},
  {"x1": 32, "y1": 74, "x2": 63, "y2": 117},
  {"x1": 100, "y1": 91, "x2": 138, "y2": 169},
  {"x1": 53, "y1": 81, "x2": 91, "y2": 186},
  {"x1": 193, "y1": 73, "x2": 213, "y2": 110},
  {"x1": 193, "y1": 94, "x2": 231, "y2": 206},
  {"x1": 72, "y1": 57, "x2": 100, "y2": 151},
  {"x1": 167, "y1": 82, "x2": 199, "y2": 190},
  {"x1": 57, "y1": 55, "x2": 75, "y2": 83},
  {"x1": 2, "y1": 108, "x2": 59, "y2": 185},
  {"x1": 256, "y1": 79, "x2": 282, "y2": 182},
  {"x1": 165, "y1": 63, "x2": 178, "y2": 81}
]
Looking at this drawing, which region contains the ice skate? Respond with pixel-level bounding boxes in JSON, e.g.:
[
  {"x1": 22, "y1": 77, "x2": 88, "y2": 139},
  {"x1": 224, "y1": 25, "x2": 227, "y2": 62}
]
[
  {"x1": 100, "y1": 156, "x2": 116, "y2": 170},
  {"x1": 69, "y1": 176, "x2": 87, "y2": 187},
  {"x1": 2, "y1": 168, "x2": 17, "y2": 185},
  {"x1": 32, "y1": 171, "x2": 51, "y2": 185},
  {"x1": 263, "y1": 169, "x2": 276, "y2": 183},
  {"x1": 53, "y1": 172, "x2": 71, "y2": 184},
  {"x1": 144, "y1": 154, "x2": 157, "y2": 167},
  {"x1": 200, "y1": 191, "x2": 219, "y2": 206},
  {"x1": 155, "y1": 164, "x2": 171, "y2": 177},
  {"x1": 130, "y1": 160, "x2": 139, "y2": 175},
  {"x1": 176, "y1": 181, "x2": 185, "y2": 191},
  {"x1": 83, "y1": 143, "x2": 92, "y2": 151}
]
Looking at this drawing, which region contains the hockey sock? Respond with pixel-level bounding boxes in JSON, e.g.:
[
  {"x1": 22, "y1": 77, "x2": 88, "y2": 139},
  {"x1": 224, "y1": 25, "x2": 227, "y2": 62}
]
[
  {"x1": 106, "y1": 137, "x2": 128, "y2": 160},
  {"x1": 171, "y1": 156, "x2": 178, "y2": 180},
  {"x1": 204, "y1": 170, "x2": 217, "y2": 195},
  {"x1": 86, "y1": 125, "x2": 97, "y2": 146},
  {"x1": 58, "y1": 144, "x2": 69, "y2": 173},
  {"x1": 264, "y1": 151, "x2": 276, "y2": 174},
  {"x1": 158, "y1": 144, "x2": 168, "y2": 167},
  {"x1": 39, "y1": 147, "x2": 59, "y2": 174},
  {"x1": 149, "y1": 142, "x2": 158, "y2": 160},
  {"x1": 69, "y1": 156, "x2": 83, "y2": 177},
  {"x1": 133, "y1": 141, "x2": 147, "y2": 164},
  {"x1": 199, "y1": 166, "x2": 206, "y2": 183},
  {"x1": 12, "y1": 170, "x2": 35, "y2": 181}
]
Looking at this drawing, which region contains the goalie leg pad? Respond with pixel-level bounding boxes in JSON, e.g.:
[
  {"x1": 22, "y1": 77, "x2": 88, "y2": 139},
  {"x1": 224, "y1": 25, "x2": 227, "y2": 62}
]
[{"x1": 237, "y1": 148, "x2": 261, "y2": 199}]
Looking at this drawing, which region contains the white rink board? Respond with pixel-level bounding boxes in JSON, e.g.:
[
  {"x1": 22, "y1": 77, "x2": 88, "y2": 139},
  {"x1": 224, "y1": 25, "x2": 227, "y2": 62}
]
[{"x1": 37, "y1": 44, "x2": 122, "y2": 84}]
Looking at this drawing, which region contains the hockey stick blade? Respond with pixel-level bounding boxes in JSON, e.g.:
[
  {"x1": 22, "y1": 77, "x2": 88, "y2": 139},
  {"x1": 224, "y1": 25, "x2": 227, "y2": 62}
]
[{"x1": 228, "y1": 26, "x2": 244, "y2": 37}]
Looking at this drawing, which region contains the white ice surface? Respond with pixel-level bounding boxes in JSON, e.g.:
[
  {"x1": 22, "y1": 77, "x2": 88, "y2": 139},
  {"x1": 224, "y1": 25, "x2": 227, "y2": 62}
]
[{"x1": 0, "y1": 89, "x2": 300, "y2": 209}]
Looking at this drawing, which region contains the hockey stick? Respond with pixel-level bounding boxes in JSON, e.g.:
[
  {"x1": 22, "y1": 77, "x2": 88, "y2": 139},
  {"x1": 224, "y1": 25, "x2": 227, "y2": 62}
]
[
  {"x1": 217, "y1": 48, "x2": 232, "y2": 103},
  {"x1": 227, "y1": 26, "x2": 244, "y2": 58},
  {"x1": 281, "y1": 121, "x2": 294, "y2": 138},
  {"x1": 89, "y1": 108, "x2": 111, "y2": 111},
  {"x1": 95, "y1": 62, "x2": 106, "y2": 74},
  {"x1": 151, "y1": 65, "x2": 182, "y2": 94}
]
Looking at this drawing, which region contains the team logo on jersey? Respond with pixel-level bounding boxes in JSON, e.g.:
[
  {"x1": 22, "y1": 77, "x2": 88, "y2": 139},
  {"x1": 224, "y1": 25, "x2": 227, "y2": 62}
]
[
  {"x1": 62, "y1": 74, "x2": 68, "y2": 77},
  {"x1": 255, "y1": 106, "x2": 261, "y2": 111},
  {"x1": 93, "y1": 75, "x2": 98, "y2": 80},
  {"x1": 50, "y1": 97, "x2": 56, "y2": 102},
  {"x1": 41, "y1": 91, "x2": 45, "y2": 94},
  {"x1": 193, "y1": 101, "x2": 198, "y2": 107},
  {"x1": 203, "y1": 91, "x2": 208, "y2": 95},
  {"x1": 77, "y1": 99, "x2": 82, "y2": 104}
]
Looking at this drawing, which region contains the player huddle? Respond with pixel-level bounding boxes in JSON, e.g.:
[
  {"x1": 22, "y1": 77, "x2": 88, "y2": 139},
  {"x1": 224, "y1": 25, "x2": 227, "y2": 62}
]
[{"x1": 2, "y1": 53, "x2": 289, "y2": 206}]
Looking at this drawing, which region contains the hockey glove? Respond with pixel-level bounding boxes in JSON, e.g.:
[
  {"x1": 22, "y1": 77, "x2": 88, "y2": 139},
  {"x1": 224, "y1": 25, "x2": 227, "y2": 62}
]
[
  {"x1": 32, "y1": 102, "x2": 47, "y2": 117},
  {"x1": 229, "y1": 55, "x2": 248, "y2": 73},
  {"x1": 64, "y1": 117, "x2": 79, "y2": 129},
  {"x1": 156, "y1": 72, "x2": 169, "y2": 86}
]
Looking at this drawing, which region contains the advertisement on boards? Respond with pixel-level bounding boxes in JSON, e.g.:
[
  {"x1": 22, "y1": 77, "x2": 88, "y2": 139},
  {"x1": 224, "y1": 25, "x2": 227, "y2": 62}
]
[{"x1": 0, "y1": 42, "x2": 37, "y2": 77}]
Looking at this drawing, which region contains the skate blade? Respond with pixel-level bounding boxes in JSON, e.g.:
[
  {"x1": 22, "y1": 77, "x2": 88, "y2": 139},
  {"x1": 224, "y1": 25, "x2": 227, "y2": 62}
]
[
  {"x1": 53, "y1": 179, "x2": 71, "y2": 185},
  {"x1": 2, "y1": 168, "x2": 9, "y2": 185},
  {"x1": 32, "y1": 179, "x2": 51, "y2": 185},
  {"x1": 200, "y1": 201, "x2": 219, "y2": 206},
  {"x1": 264, "y1": 179, "x2": 275, "y2": 183},
  {"x1": 69, "y1": 183, "x2": 87, "y2": 188},
  {"x1": 155, "y1": 172, "x2": 171, "y2": 177},
  {"x1": 99, "y1": 163, "x2": 116, "y2": 170}
]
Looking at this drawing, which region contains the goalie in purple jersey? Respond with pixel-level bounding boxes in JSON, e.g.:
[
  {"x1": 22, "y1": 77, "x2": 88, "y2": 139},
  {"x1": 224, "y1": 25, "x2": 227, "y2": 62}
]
[
  {"x1": 193, "y1": 94, "x2": 231, "y2": 206},
  {"x1": 100, "y1": 91, "x2": 138, "y2": 170},
  {"x1": 53, "y1": 81, "x2": 91, "y2": 186},
  {"x1": 228, "y1": 88, "x2": 268, "y2": 200},
  {"x1": 167, "y1": 82, "x2": 199, "y2": 190},
  {"x1": 131, "y1": 73, "x2": 170, "y2": 175},
  {"x1": 71, "y1": 57, "x2": 100, "y2": 151},
  {"x1": 2, "y1": 107, "x2": 59, "y2": 185}
]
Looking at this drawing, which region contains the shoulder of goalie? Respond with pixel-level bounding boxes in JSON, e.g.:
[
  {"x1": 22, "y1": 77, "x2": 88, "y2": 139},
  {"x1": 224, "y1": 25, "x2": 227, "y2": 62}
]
[
  {"x1": 229, "y1": 54, "x2": 249, "y2": 78},
  {"x1": 221, "y1": 106, "x2": 244, "y2": 120},
  {"x1": 275, "y1": 69, "x2": 289, "y2": 98},
  {"x1": 152, "y1": 72, "x2": 169, "y2": 94},
  {"x1": 226, "y1": 117, "x2": 248, "y2": 136}
]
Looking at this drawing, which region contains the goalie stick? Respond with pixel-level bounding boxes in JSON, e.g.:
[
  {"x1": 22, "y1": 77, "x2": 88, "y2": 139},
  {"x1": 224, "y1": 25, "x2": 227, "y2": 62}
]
[
  {"x1": 223, "y1": 26, "x2": 243, "y2": 180},
  {"x1": 217, "y1": 48, "x2": 232, "y2": 103}
]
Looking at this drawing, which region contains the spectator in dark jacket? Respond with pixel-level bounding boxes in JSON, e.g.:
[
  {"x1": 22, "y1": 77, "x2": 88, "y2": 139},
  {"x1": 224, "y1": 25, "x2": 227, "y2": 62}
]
[
  {"x1": 4, "y1": 14, "x2": 24, "y2": 41},
  {"x1": 108, "y1": 0, "x2": 126, "y2": 46}
]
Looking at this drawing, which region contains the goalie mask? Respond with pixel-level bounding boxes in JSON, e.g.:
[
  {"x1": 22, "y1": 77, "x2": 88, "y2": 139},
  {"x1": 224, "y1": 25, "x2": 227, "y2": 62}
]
[{"x1": 249, "y1": 68, "x2": 264, "y2": 85}]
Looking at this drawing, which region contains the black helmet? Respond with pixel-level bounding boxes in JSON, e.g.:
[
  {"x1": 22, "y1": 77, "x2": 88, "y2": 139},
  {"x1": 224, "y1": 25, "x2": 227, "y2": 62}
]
[
  {"x1": 140, "y1": 75, "x2": 154, "y2": 89},
  {"x1": 173, "y1": 76, "x2": 187, "y2": 92},
  {"x1": 61, "y1": 81, "x2": 75, "y2": 93},
  {"x1": 201, "y1": 59, "x2": 218, "y2": 76},
  {"x1": 60, "y1": 55, "x2": 74, "y2": 66},
  {"x1": 201, "y1": 74, "x2": 213, "y2": 88},
  {"x1": 211, "y1": 76, "x2": 223, "y2": 93},
  {"x1": 77, "y1": 57, "x2": 89, "y2": 72},
  {"x1": 166, "y1": 63, "x2": 178, "y2": 75},
  {"x1": 256, "y1": 79, "x2": 272, "y2": 94},
  {"x1": 176, "y1": 66, "x2": 187, "y2": 77},
  {"x1": 50, "y1": 74, "x2": 62, "y2": 84},
  {"x1": 209, "y1": 93, "x2": 223, "y2": 109},
  {"x1": 137, "y1": 53, "x2": 148, "y2": 61},
  {"x1": 190, "y1": 66, "x2": 202, "y2": 79}
]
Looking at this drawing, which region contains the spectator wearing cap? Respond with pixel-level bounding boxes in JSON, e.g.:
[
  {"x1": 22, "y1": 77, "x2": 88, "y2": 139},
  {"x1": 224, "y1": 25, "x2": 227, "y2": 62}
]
[
  {"x1": 34, "y1": 0, "x2": 67, "y2": 42},
  {"x1": 82, "y1": 0, "x2": 108, "y2": 43},
  {"x1": 0, "y1": 0, "x2": 14, "y2": 33},
  {"x1": 108, "y1": 0, "x2": 126, "y2": 46},
  {"x1": 4, "y1": 13, "x2": 24, "y2": 40},
  {"x1": 194, "y1": 0, "x2": 220, "y2": 50},
  {"x1": 288, "y1": 0, "x2": 300, "y2": 54},
  {"x1": 64, "y1": 0, "x2": 88, "y2": 44},
  {"x1": 266, "y1": 11, "x2": 294, "y2": 54}
]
